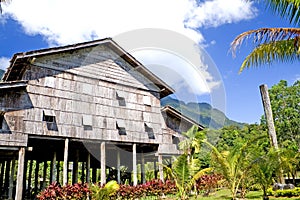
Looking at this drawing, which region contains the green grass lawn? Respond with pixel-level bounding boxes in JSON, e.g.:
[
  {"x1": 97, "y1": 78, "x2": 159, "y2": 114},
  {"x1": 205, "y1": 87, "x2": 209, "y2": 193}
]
[{"x1": 142, "y1": 189, "x2": 300, "y2": 199}]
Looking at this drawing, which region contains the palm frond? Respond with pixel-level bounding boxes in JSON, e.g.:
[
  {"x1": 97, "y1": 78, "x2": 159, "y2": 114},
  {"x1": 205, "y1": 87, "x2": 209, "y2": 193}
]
[
  {"x1": 239, "y1": 39, "x2": 300, "y2": 72},
  {"x1": 263, "y1": 0, "x2": 300, "y2": 26},
  {"x1": 231, "y1": 27, "x2": 300, "y2": 55}
]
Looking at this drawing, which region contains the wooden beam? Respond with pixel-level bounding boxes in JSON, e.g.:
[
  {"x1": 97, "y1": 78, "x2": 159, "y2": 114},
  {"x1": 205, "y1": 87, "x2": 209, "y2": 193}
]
[
  {"x1": 63, "y1": 138, "x2": 69, "y2": 185},
  {"x1": 100, "y1": 142, "x2": 106, "y2": 186},
  {"x1": 15, "y1": 147, "x2": 25, "y2": 200},
  {"x1": 132, "y1": 144, "x2": 137, "y2": 186}
]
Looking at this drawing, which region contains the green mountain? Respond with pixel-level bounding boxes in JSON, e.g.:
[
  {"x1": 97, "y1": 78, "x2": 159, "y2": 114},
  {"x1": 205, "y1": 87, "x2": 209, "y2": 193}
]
[{"x1": 161, "y1": 96, "x2": 245, "y2": 129}]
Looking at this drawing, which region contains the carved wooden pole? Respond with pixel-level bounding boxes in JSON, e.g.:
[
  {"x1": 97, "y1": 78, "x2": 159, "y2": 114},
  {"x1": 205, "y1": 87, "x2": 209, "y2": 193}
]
[
  {"x1": 260, "y1": 84, "x2": 284, "y2": 183},
  {"x1": 260, "y1": 84, "x2": 279, "y2": 149}
]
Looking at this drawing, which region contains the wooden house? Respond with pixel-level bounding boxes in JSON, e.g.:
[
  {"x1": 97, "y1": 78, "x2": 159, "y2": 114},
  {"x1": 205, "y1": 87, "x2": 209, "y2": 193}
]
[{"x1": 0, "y1": 38, "x2": 203, "y2": 199}]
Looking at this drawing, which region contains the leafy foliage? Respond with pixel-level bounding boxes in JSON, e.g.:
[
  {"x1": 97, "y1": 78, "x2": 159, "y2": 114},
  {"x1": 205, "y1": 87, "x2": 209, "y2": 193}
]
[
  {"x1": 90, "y1": 180, "x2": 119, "y2": 200},
  {"x1": 267, "y1": 80, "x2": 300, "y2": 148},
  {"x1": 36, "y1": 182, "x2": 90, "y2": 200},
  {"x1": 231, "y1": 0, "x2": 300, "y2": 72},
  {"x1": 114, "y1": 179, "x2": 177, "y2": 199}
]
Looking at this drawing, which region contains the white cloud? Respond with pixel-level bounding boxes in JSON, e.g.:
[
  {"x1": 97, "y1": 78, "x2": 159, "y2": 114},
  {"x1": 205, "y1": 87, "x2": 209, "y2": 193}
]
[
  {"x1": 185, "y1": 0, "x2": 257, "y2": 28},
  {"x1": 1, "y1": 0, "x2": 256, "y2": 99},
  {"x1": 0, "y1": 57, "x2": 10, "y2": 70},
  {"x1": 2, "y1": 0, "x2": 257, "y2": 46}
]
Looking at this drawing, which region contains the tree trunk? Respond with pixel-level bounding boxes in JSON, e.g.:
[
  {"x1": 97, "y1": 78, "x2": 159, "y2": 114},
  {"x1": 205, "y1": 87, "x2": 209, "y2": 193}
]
[{"x1": 260, "y1": 84, "x2": 284, "y2": 184}]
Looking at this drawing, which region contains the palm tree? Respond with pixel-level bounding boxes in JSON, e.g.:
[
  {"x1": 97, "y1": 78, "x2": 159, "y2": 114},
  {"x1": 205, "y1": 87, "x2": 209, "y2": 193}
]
[
  {"x1": 202, "y1": 136, "x2": 264, "y2": 200},
  {"x1": 231, "y1": 0, "x2": 300, "y2": 73},
  {"x1": 163, "y1": 154, "x2": 212, "y2": 200}
]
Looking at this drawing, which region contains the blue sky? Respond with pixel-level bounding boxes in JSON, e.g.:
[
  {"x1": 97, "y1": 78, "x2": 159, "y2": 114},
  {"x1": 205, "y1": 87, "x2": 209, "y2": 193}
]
[{"x1": 0, "y1": 0, "x2": 299, "y2": 124}]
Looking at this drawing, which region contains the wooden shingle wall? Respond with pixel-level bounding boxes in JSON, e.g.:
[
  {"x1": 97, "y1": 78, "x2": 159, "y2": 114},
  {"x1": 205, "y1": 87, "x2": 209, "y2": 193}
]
[{"x1": 19, "y1": 45, "x2": 172, "y2": 144}]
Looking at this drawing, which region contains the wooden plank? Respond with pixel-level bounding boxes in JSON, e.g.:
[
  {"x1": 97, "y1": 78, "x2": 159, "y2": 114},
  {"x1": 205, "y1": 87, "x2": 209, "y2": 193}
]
[{"x1": 15, "y1": 147, "x2": 25, "y2": 200}]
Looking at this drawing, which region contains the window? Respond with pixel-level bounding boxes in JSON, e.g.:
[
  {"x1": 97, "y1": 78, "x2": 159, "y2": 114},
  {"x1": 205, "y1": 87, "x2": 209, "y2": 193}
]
[
  {"x1": 116, "y1": 119, "x2": 126, "y2": 135},
  {"x1": 143, "y1": 95, "x2": 151, "y2": 106},
  {"x1": 43, "y1": 110, "x2": 55, "y2": 123},
  {"x1": 116, "y1": 91, "x2": 126, "y2": 106},
  {"x1": 82, "y1": 115, "x2": 93, "y2": 130},
  {"x1": 145, "y1": 123, "x2": 155, "y2": 139},
  {"x1": 43, "y1": 110, "x2": 58, "y2": 131}
]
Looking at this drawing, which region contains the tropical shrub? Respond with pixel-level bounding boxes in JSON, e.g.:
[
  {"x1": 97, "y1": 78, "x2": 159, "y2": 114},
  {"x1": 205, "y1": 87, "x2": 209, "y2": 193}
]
[
  {"x1": 36, "y1": 182, "x2": 90, "y2": 200},
  {"x1": 113, "y1": 179, "x2": 177, "y2": 199},
  {"x1": 90, "y1": 180, "x2": 119, "y2": 200},
  {"x1": 195, "y1": 173, "x2": 223, "y2": 196},
  {"x1": 266, "y1": 187, "x2": 300, "y2": 197}
]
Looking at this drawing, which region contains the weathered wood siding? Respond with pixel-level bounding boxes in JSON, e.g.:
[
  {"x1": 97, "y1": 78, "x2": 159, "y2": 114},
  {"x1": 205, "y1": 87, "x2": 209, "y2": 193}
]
[
  {"x1": 18, "y1": 45, "x2": 170, "y2": 144},
  {"x1": 0, "y1": 89, "x2": 29, "y2": 146}
]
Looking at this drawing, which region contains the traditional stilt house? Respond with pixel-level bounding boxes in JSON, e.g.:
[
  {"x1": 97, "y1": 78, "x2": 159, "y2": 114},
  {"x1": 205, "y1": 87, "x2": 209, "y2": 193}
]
[{"x1": 0, "y1": 38, "x2": 203, "y2": 199}]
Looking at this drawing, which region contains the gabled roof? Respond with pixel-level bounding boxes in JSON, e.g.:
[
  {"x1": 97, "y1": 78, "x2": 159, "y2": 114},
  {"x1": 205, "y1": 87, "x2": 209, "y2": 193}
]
[
  {"x1": 3, "y1": 38, "x2": 174, "y2": 98},
  {"x1": 161, "y1": 105, "x2": 205, "y2": 130}
]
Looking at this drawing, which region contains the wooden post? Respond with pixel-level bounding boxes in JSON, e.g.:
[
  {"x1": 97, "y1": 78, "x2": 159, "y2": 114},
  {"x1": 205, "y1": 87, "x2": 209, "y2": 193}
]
[
  {"x1": 260, "y1": 84, "x2": 279, "y2": 149},
  {"x1": 51, "y1": 152, "x2": 56, "y2": 183},
  {"x1": 153, "y1": 161, "x2": 157, "y2": 179},
  {"x1": 42, "y1": 161, "x2": 47, "y2": 189},
  {"x1": 86, "y1": 153, "x2": 90, "y2": 183},
  {"x1": 132, "y1": 144, "x2": 137, "y2": 186},
  {"x1": 56, "y1": 161, "x2": 60, "y2": 184},
  {"x1": 100, "y1": 142, "x2": 106, "y2": 186},
  {"x1": 117, "y1": 149, "x2": 121, "y2": 184},
  {"x1": 8, "y1": 157, "x2": 16, "y2": 200},
  {"x1": 15, "y1": 147, "x2": 25, "y2": 200},
  {"x1": 4, "y1": 159, "x2": 11, "y2": 191},
  {"x1": 63, "y1": 138, "x2": 69, "y2": 185},
  {"x1": 34, "y1": 160, "x2": 40, "y2": 195},
  {"x1": 158, "y1": 155, "x2": 164, "y2": 183},
  {"x1": 141, "y1": 153, "x2": 145, "y2": 184},
  {"x1": 92, "y1": 167, "x2": 97, "y2": 183},
  {"x1": 81, "y1": 162, "x2": 85, "y2": 182},
  {"x1": 0, "y1": 161, "x2": 5, "y2": 192},
  {"x1": 27, "y1": 160, "x2": 33, "y2": 196},
  {"x1": 73, "y1": 150, "x2": 79, "y2": 184}
]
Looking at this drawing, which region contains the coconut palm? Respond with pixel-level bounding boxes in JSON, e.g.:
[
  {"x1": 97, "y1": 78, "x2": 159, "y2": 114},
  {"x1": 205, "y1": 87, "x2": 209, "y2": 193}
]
[{"x1": 231, "y1": 0, "x2": 300, "y2": 73}]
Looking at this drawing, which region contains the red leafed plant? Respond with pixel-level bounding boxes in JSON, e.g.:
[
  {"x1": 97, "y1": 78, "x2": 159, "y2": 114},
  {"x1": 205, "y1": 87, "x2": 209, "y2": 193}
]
[
  {"x1": 195, "y1": 173, "x2": 223, "y2": 196},
  {"x1": 36, "y1": 182, "x2": 90, "y2": 200}
]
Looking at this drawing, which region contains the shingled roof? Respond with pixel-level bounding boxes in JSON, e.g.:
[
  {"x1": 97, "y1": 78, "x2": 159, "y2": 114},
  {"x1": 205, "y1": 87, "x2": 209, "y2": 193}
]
[{"x1": 3, "y1": 38, "x2": 174, "y2": 98}]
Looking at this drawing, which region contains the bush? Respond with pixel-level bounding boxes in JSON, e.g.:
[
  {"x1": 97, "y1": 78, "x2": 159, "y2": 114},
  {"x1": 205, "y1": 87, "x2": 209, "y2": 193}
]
[
  {"x1": 267, "y1": 187, "x2": 300, "y2": 197},
  {"x1": 195, "y1": 173, "x2": 223, "y2": 196},
  {"x1": 36, "y1": 182, "x2": 90, "y2": 200},
  {"x1": 113, "y1": 179, "x2": 177, "y2": 199}
]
